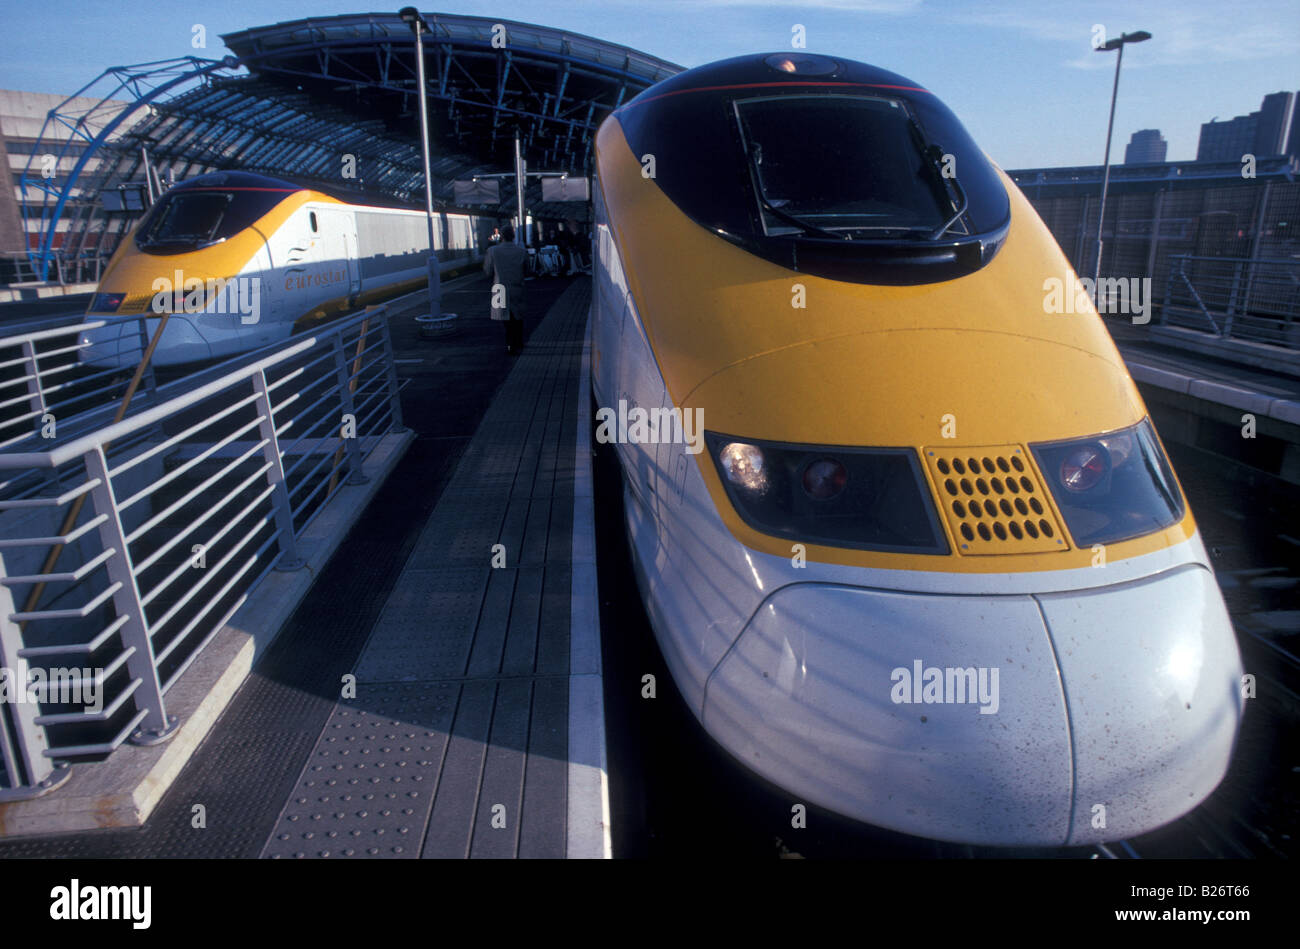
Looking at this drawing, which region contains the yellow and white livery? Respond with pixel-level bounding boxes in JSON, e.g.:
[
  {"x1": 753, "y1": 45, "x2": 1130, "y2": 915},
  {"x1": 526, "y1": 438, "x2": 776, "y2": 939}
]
[
  {"x1": 591, "y1": 53, "x2": 1243, "y2": 846},
  {"x1": 80, "y1": 171, "x2": 489, "y2": 367}
]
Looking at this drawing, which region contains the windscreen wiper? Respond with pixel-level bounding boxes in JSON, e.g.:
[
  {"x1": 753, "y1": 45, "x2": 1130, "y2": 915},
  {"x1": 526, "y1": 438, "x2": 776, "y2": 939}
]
[
  {"x1": 744, "y1": 142, "x2": 845, "y2": 240},
  {"x1": 759, "y1": 194, "x2": 847, "y2": 240},
  {"x1": 907, "y1": 118, "x2": 969, "y2": 240},
  {"x1": 929, "y1": 168, "x2": 968, "y2": 240}
]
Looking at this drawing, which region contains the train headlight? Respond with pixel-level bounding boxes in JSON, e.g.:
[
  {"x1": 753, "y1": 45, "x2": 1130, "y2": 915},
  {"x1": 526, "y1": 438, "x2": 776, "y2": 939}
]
[
  {"x1": 89, "y1": 292, "x2": 124, "y2": 313},
  {"x1": 1031, "y1": 418, "x2": 1184, "y2": 546},
  {"x1": 706, "y1": 432, "x2": 947, "y2": 553},
  {"x1": 719, "y1": 442, "x2": 769, "y2": 494}
]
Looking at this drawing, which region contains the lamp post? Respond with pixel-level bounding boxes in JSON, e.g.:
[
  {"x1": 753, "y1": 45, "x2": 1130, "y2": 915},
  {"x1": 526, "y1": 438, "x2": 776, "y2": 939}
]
[
  {"x1": 1092, "y1": 29, "x2": 1151, "y2": 299},
  {"x1": 400, "y1": 6, "x2": 448, "y2": 333},
  {"x1": 514, "y1": 131, "x2": 527, "y2": 247}
]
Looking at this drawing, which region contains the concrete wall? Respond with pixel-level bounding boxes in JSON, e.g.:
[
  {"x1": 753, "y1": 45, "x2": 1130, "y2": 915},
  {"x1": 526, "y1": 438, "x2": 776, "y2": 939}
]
[
  {"x1": 0, "y1": 89, "x2": 134, "y2": 266},
  {"x1": 0, "y1": 123, "x2": 22, "y2": 254}
]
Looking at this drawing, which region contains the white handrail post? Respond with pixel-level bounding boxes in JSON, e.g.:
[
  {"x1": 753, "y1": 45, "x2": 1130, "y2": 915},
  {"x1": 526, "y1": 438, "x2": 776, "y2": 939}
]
[
  {"x1": 20, "y1": 338, "x2": 58, "y2": 490},
  {"x1": 252, "y1": 369, "x2": 304, "y2": 571},
  {"x1": 19, "y1": 338, "x2": 47, "y2": 425},
  {"x1": 84, "y1": 445, "x2": 178, "y2": 746},
  {"x1": 377, "y1": 308, "x2": 407, "y2": 433},
  {"x1": 0, "y1": 549, "x2": 60, "y2": 794}
]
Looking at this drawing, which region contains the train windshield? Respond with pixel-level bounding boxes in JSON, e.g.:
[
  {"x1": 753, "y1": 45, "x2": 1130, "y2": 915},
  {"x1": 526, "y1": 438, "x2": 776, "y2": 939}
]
[
  {"x1": 135, "y1": 185, "x2": 294, "y2": 254},
  {"x1": 734, "y1": 95, "x2": 962, "y2": 238}
]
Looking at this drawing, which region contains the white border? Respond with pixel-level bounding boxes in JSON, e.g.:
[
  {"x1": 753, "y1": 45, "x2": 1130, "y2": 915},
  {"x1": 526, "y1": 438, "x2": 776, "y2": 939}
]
[{"x1": 566, "y1": 313, "x2": 612, "y2": 858}]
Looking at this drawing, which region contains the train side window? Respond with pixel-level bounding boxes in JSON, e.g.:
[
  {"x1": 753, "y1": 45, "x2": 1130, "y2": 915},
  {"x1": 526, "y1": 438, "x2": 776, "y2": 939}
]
[{"x1": 309, "y1": 211, "x2": 318, "y2": 233}]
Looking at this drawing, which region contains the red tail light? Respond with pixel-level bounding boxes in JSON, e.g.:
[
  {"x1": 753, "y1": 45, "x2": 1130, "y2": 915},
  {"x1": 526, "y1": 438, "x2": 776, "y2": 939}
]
[
  {"x1": 1060, "y1": 444, "x2": 1108, "y2": 492},
  {"x1": 802, "y1": 458, "x2": 848, "y2": 500}
]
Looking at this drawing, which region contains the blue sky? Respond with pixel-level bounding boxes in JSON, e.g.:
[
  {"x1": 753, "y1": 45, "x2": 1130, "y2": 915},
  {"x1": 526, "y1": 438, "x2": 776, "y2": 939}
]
[{"x1": 0, "y1": 0, "x2": 1296, "y2": 169}]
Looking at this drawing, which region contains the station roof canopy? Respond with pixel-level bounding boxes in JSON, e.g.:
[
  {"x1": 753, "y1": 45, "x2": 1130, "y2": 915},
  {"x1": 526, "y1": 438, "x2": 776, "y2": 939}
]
[{"x1": 121, "y1": 12, "x2": 683, "y2": 217}]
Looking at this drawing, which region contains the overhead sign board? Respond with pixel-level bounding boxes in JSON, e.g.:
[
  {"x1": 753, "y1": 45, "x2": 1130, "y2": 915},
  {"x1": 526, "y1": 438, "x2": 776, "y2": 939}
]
[
  {"x1": 453, "y1": 178, "x2": 501, "y2": 205},
  {"x1": 541, "y1": 176, "x2": 590, "y2": 202}
]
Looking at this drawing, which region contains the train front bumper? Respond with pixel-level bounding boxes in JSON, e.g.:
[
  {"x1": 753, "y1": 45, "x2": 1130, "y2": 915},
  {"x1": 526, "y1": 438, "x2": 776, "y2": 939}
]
[
  {"x1": 78, "y1": 315, "x2": 212, "y2": 369},
  {"x1": 702, "y1": 563, "x2": 1243, "y2": 846}
]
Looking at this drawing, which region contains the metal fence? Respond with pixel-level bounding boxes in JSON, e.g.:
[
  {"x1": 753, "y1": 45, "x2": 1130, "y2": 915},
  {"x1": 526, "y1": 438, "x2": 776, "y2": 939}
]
[
  {"x1": 0, "y1": 306, "x2": 403, "y2": 799},
  {"x1": 1022, "y1": 178, "x2": 1300, "y2": 350},
  {"x1": 0, "y1": 316, "x2": 161, "y2": 464},
  {"x1": 1159, "y1": 255, "x2": 1300, "y2": 346}
]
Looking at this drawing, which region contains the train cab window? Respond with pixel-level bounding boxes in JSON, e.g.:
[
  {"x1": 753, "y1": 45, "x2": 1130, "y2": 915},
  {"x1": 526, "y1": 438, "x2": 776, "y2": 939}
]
[
  {"x1": 136, "y1": 192, "x2": 231, "y2": 249},
  {"x1": 309, "y1": 211, "x2": 318, "y2": 233},
  {"x1": 735, "y1": 96, "x2": 960, "y2": 239},
  {"x1": 613, "y1": 56, "x2": 1012, "y2": 284},
  {"x1": 135, "y1": 180, "x2": 296, "y2": 255}
]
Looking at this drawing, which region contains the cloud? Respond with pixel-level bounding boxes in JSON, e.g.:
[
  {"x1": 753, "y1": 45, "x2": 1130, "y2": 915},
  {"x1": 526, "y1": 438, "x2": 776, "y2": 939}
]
[
  {"x1": 1112, "y1": 16, "x2": 1298, "y2": 66},
  {"x1": 951, "y1": 2, "x2": 1299, "y2": 69},
  {"x1": 948, "y1": 7, "x2": 1099, "y2": 44}
]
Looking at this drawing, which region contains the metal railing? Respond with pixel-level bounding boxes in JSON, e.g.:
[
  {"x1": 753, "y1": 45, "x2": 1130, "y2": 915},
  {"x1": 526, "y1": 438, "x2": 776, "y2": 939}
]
[
  {"x1": 0, "y1": 305, "x2": 404, "y2": 799},
  {"x1": 51, "y1": 255, "x2": 110, "y2": 288},
  {"x1": 0, "y1": 315, "x2": 161, "y2": 471},
  {"x1": 1157, "y1": 255, "x2": 1300, "y2": 349}
]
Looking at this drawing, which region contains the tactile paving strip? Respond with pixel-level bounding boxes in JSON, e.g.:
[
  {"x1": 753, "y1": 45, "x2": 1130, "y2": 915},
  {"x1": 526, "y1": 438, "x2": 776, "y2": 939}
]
[{"x1": 262, "y1": 683, "x2": 459, "y2": 859}]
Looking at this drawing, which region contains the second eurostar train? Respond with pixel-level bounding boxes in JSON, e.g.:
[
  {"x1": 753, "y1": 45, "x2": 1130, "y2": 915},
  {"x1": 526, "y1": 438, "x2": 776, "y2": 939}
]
[
  {"x1": 590, "y1": 53, "x2": 1244, "y2": 846},
  {"x1": 80, "y1": 170, "x2": 491, "y2": 368}
]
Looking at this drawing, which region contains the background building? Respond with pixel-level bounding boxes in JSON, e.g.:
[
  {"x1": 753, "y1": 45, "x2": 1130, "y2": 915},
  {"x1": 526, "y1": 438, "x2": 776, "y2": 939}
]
[
  {"x1": 0, "y1": 89, "x2": 134, "y2": 284},
  {"x1": 1124, "y1": 129, "x2": 1168, "y2": 164},
  {"x1": 1197, "y1": 91, "x2": 1298, "y2": 162}
]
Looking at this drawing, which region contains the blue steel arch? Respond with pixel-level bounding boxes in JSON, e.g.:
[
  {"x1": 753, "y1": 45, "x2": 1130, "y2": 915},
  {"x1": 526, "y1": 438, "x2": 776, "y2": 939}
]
[
  {"x1": 20, "y1": 12, "x2": 682, "y2": 284},
  {"x1": 18, "y1": 57, "x2": 240, "y2": 282}
]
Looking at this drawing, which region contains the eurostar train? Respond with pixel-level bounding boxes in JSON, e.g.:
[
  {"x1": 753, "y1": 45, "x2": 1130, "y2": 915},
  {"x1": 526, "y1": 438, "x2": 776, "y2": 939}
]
[
  {"x1": 80, "y1": 170, "x2": 491, "y2": 368},
  {"x1": 590, "y1": 52, "x2": 1244, "y2": 846}
]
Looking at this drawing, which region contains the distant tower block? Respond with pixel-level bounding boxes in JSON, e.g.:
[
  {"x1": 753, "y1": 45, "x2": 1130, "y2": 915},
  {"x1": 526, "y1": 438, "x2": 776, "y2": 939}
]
[{"x1": 1124, "y1": 129, "x2": 1167, "y2": 164}]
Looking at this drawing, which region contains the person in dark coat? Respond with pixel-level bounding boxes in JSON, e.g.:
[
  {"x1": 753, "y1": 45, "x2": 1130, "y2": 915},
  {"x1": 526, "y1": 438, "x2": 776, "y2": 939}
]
[
  {"x1": 483, "y1": 224, "x2": 528, "y2": 354},
  {"x1": 563, "y1": 218, "x2": 582, "y2": 275}
]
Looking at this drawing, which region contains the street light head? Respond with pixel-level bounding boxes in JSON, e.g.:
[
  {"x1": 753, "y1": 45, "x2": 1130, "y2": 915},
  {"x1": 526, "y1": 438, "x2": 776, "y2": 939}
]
[
  {"x1": 399, "y1": 7, "x2": 427, "y2": 33},
  {"x1": 1098, "y1": 30, "x2": 1152, "y2": 50}
]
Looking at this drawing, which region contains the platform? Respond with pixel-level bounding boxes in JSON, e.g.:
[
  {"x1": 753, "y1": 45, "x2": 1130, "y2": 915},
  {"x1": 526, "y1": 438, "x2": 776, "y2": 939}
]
[
  {"x1": 1106, "y1": 318, "x2": 1300, "y2": 484},
  {"x1": 0, "y1": 273, "x2": 607, "y2": 858},
  {"x1": 1110, "y1": 320, "x2": 1300, "y2": 422}
]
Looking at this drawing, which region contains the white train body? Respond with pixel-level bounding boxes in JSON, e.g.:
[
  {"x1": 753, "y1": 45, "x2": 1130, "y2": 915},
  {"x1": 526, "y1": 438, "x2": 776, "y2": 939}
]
[{"x1": 80, "y1": 171, "x2": 489, "y2": 367}]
